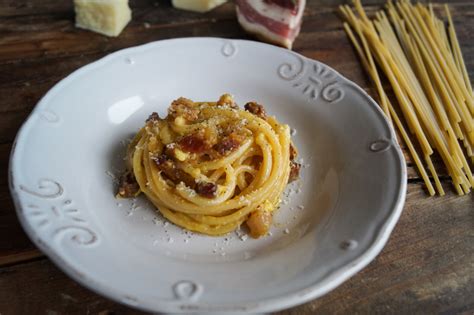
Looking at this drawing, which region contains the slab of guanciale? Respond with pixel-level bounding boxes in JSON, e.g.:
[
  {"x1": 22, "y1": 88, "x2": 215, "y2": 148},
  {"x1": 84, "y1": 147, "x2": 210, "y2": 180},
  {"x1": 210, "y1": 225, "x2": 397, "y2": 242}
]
[{"x1": 0, "y1": 0, "x2": 472, "y2": 314}]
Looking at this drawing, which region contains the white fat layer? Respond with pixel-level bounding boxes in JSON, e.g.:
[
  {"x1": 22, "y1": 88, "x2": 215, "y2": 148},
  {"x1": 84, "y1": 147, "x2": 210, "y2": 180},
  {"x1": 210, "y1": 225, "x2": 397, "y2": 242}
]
[
  {"x1": 244, "y1": 0, "x2": 306, "y2": 28},
  {"x1": 236, "y1": 7, "x2": 293, "y2": 49}
]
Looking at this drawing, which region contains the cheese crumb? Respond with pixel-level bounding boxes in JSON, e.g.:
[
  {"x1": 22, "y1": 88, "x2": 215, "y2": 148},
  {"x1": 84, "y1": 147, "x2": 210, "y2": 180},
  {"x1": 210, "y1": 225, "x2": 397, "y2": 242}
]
[{"x1": 239, "y1": 234, "x2": 248, "y2": 241}]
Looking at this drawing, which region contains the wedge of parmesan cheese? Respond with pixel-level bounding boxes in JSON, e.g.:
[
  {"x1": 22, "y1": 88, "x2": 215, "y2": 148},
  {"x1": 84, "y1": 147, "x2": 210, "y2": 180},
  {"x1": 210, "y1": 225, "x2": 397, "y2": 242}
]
[
  {"x1": 172, "y1": 0, "x2": 227, "y2": 13},
  {"x1": 74, "y1": 0, "x2": 132, "y2": 37}
]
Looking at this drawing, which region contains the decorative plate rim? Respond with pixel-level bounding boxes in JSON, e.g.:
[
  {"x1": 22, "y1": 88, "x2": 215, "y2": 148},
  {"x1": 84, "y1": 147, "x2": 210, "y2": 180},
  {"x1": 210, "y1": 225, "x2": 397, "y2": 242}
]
[{"x1": 9, "y1": 37, "x2": 407, "y2": 313}]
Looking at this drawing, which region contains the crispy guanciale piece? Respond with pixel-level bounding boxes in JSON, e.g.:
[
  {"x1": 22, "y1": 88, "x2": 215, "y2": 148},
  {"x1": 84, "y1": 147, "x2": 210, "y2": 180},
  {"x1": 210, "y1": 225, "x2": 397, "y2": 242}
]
[
  {"x1": 117, "y1": 171, "x2": 140, "y2": 198},
  {"x1": 152, "y1": 154, "x2": 219, "y2": 198},
  {"x1": 146, "y1": 112, "x2": 160, "y2": 123},
  {"x1": 178, "y1": 133, "x2": 209, "y2": 153},
  {"x1": 168, "y1": 97, "x2": 200, "y2": 122},
  {"x1": 213, "y1": 132, "x2": 246, "y2": 156},
  {"x1": 244, "y1": 101, "x2": 266, "y2": 118},
  {"x1": 152, "y1": 154, "x2": 196, "y2": 188},
  {"x1": 288, "y1": 161, "x2": 301, "y2": 183},
  {"x1": 195, "y1": 181, "x2": 218, "y2": 198},
  {"x1": 289, "y1": 142, "x2": 298, "y2": 161},
  {"x1": 217, "y1": 93, "x2": 239, "y2": 109},
  {"x1": 247, "y1": 209, "x2": 272, "y2": 238}
]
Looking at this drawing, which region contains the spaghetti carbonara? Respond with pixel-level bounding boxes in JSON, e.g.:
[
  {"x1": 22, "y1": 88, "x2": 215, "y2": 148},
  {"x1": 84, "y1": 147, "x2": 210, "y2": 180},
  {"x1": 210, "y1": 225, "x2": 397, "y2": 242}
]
[{"x1": 118, "y1": 94, "x2": 300, "y2": 238}]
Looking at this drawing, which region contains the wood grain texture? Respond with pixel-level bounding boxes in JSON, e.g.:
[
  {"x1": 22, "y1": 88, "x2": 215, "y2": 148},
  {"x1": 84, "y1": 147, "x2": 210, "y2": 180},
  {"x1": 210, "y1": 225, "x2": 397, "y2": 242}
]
[{"x1": 0, "y1": 0, "x2": 472, "y2": 314}]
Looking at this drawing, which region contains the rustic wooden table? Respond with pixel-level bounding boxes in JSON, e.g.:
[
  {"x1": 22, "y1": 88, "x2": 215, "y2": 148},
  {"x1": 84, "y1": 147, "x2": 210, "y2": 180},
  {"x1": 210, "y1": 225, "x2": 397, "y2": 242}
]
[{"x1": 1, "y1": 0, "x2": 473, "y2": 314}]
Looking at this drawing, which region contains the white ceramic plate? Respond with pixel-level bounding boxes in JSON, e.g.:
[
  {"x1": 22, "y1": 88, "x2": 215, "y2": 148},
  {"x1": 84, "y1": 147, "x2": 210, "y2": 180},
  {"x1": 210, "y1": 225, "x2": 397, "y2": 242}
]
[{"x1": 10, "y1": 38, "x2": 406, "y2": 314}]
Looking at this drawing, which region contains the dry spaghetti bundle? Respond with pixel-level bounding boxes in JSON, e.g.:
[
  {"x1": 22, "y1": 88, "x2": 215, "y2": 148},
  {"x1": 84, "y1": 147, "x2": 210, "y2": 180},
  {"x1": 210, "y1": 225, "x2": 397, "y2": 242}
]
[{"x1": 340, "y1": 0, "x2": 474, "y2": 196}]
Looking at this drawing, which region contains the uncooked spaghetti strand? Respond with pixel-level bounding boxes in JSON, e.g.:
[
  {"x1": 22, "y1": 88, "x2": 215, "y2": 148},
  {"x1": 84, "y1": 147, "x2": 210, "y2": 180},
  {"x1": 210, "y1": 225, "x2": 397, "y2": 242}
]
[
  {"x1": 343, "y1": 16, "x2": 435, "y2": 195},
  {"x1": 445, "y1": 4, "x2": 474, "y2": 101}
]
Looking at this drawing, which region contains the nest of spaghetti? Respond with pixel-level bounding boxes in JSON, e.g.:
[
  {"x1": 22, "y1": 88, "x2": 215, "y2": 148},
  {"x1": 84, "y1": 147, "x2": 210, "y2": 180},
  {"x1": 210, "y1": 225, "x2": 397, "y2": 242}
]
[{"x1": 118, "y1": 94, "x2": 300, "y2": 238}]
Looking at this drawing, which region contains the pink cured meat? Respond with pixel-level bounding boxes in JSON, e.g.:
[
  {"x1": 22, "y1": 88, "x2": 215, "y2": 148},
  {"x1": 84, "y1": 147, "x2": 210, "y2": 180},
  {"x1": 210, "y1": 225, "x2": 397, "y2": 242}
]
[{"x1": 235, "y1": 0, "x2": 306, "y2": 49}]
